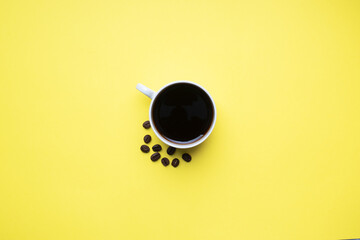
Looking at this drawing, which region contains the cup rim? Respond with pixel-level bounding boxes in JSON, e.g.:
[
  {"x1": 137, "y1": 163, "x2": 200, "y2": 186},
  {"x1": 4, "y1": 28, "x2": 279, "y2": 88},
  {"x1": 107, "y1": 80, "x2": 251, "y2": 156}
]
[{"x1": 149, "y1": 80, "x2": 216, "y2": 149}]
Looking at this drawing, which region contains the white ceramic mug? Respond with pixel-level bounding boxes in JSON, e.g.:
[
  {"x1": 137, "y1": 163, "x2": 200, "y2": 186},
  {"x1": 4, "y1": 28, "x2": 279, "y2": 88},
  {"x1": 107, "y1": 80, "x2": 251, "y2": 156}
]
[{"x1": 136, "y1": 80, "x2": 216, "y2": 149}]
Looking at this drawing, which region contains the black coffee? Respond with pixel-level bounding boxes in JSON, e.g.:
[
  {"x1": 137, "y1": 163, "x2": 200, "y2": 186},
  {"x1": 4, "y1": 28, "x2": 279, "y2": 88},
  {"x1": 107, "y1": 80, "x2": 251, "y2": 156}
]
[{"x1": 152, "y1": 83, "x2": 214, "y2": 143}]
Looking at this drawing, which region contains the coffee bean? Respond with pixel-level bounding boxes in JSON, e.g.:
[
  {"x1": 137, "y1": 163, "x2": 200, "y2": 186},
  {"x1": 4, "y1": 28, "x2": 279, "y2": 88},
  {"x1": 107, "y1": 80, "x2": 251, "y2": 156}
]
[
  {"x1": 143, "y1": 120, "x2": 151, "y2": 129},
  {"x1": 171, "y1": 158, "x2": 180, "y2": 167},
  {"x1": 182, "y1": 153, "x2": 192, "y2": 162},
  {"x1": 152, "y1": 144, "x2": 162, "y2": 152},
  {"x1": 151, "y1": 152, "x2": 161, "y2": 161},
  {"x1": 143, "y1": 135, "x2": 151, "y2": 144},
  {"x1": 140, "y1": 145, "x2": 150, "y2": 153},
  {"x1": 161, "y1": 157, "x2": 170, "y2": 166},
  {"x1": 167, "y1": 146, "x2": 176, "y2": 155}
]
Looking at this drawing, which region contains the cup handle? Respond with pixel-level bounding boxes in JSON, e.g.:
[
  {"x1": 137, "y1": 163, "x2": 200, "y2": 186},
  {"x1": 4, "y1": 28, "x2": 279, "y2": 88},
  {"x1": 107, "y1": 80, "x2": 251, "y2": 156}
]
[{"x1": 136, "y1": 83, "x2": 155, "y2": 99}]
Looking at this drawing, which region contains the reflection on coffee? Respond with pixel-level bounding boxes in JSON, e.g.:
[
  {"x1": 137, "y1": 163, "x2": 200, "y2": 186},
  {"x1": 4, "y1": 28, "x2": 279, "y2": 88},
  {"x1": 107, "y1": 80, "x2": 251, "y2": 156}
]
[{"x1": 152, "y1": 83, "x2": 214, "y2": 143}]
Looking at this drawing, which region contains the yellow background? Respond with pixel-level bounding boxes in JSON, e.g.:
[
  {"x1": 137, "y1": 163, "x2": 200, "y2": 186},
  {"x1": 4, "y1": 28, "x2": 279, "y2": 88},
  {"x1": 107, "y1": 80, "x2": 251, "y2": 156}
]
[{"x1": 1, "y1": 0, "x2": 360, "y2": 239}]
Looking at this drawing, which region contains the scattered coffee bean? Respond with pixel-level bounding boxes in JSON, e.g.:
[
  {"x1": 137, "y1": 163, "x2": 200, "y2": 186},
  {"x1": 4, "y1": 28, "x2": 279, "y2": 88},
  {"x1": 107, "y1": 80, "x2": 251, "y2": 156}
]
[
  {"x1": 152, "y1": 144, "x2": 162, "y2": 152},
  {"x1": 143, "y1": 135, "x2": 151, "y2": 144},
  {"x1": 161, "y1": 157, "x2": 170, "y2": 166},
  {"x1": 182, "y1": 153, "x2": 192, "y2": 162},
  {"x1": 171, "y1": 158, "x2": 180, "y2": 167},
  {"x1": 140, "y1": 145, "x2": 150, "y2": 153},
  {"x1": 167, "y1": 146, "x2": 176, "y2": 155},
  {"x1": 143, "y1": 120, "x2": 151, "y2": 129},
  {"x1": 151, "y1": 152, "x2": 161, "y2": 161}
]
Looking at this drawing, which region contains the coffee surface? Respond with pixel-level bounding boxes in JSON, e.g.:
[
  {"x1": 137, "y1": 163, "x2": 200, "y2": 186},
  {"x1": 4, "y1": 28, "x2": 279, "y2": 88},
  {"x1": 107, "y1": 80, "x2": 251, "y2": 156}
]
[{"x1": 152, "y1": 83, "x2": 214, "y2": 143}]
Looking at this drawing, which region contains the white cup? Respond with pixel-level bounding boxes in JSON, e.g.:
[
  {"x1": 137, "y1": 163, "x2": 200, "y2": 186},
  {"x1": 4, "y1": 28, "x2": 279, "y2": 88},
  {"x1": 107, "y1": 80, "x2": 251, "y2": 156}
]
[{"x1": 136, "y1": 80, "x2": 216, "y2": 149}]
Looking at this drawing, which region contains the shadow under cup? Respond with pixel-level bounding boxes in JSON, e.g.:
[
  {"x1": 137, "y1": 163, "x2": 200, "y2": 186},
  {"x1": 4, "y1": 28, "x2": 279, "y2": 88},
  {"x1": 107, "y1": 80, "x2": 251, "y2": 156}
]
[{"x1": 151, "y1": 83, "x2": 215, "y2": 145}]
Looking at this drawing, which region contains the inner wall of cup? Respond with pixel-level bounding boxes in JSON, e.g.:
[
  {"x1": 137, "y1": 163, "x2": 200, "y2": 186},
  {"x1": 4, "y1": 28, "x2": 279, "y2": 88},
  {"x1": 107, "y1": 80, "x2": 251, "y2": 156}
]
[{"x1": 149, "y1": 84, "x2": 215, "y2": 146}]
